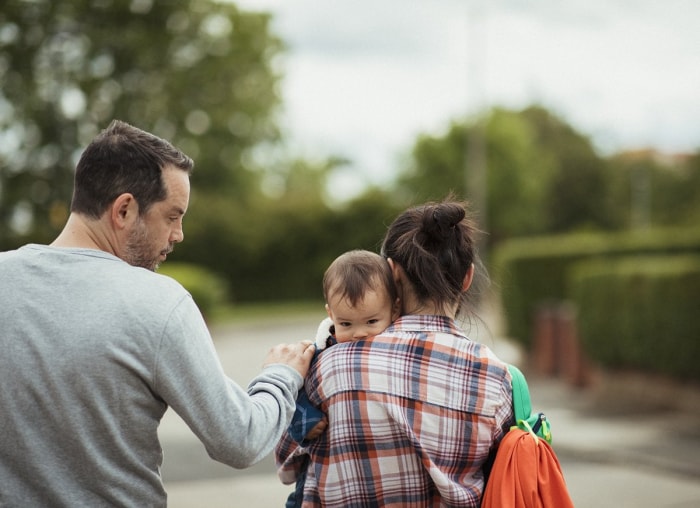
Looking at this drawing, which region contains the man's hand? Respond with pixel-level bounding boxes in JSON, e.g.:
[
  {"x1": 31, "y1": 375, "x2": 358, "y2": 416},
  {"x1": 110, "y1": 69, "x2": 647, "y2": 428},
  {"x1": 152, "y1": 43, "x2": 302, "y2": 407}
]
[{"x1": 263, "y1": 341, "x2": 316, "y2": 378}]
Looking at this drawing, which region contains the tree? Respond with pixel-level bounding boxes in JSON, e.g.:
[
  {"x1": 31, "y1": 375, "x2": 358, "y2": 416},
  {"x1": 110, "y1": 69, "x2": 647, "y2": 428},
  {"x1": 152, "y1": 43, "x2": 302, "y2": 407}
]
[
  {"x1": 397, "y1": 107, "x2": 556, "y2": 244},
  {"x1": 520, "y1": 106, "x2": 612, "y2": 232},
  {"x1": 681, "y1": 151, "x2": 700, "y2": 224},
  {"x1": 173, "y1": 156, "x2": 338, "y2": 300},
  {"x1": 397, "y1": 105, "x2": 617, "y2": 245},
  {"x1": 173, "y1": 159, "x2": 404, "y2": 301},
  {"x1": 0, "y1": 0, "x2": 408, "y2": 303},
  {"x1": 0, "y1": 0, "x2": 283, "y2": 248},
  {"x1": 607, "y1": 149, "x2": 700, "y2": 229}
]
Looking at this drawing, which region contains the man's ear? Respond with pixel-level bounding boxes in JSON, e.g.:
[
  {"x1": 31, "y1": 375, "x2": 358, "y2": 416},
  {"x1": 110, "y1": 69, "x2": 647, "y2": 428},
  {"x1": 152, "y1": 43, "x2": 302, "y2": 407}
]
[
  {"x1": 110, "y1": 193, "x2": 138, "y2": 230},
  {"x1": 462, "y1": 263, "x2": 475, "y2": 292}
]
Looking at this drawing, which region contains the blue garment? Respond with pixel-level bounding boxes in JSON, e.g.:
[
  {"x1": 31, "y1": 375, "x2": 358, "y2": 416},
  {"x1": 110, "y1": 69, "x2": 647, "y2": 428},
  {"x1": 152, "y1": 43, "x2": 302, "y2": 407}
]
[
  {"x1": 285, "y1": 333, "x2": 336, "y2": 508},
  {"x1": 288, "y1": 389, "x2": 327, "y2": 445},
  {"x1": 284, "y1": 461, "x2": 308, "y2": 508}
]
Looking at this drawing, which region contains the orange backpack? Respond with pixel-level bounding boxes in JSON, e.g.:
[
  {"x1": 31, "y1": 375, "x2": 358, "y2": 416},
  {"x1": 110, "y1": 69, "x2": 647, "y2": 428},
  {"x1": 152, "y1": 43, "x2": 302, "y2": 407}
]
[{"x1": 481, "y1": 365, "x2": 575, "y2": 508}]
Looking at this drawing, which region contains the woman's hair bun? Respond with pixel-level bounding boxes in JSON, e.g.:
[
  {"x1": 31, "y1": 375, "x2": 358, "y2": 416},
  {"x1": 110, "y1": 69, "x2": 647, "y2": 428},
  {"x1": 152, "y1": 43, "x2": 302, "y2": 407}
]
[{"x1": 423, "y1": 202, "x2": 466, "y2": 241}]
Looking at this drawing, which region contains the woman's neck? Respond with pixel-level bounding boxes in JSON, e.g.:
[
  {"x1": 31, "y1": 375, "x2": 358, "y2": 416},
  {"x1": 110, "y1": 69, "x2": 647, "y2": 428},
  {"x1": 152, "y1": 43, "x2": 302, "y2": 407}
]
[
  {"x1": 390, "y1": 259, "x2": 458, "y2": 319},
  {"x1": 401, "y1": 295, "x2": 457, "y2": 319}
]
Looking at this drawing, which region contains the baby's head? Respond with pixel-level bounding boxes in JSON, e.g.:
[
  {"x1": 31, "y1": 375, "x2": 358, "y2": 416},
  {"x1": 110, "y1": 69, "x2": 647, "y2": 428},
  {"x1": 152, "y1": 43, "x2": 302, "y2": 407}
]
[{"x1": 323, "y1": 250, "x2": 400, "y2": 343}]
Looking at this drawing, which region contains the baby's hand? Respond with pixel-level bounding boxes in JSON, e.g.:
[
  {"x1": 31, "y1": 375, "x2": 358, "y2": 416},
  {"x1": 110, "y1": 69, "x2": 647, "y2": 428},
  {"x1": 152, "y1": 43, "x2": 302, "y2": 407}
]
[{"x1": 304, "y1": 418, "x2": 328, "y2": 441}]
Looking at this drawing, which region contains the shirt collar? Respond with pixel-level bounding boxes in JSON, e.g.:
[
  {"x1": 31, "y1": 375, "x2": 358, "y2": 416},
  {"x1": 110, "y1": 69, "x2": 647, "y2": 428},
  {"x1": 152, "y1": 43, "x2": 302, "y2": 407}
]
[{"x1": 384, "y1": 314, "x2": 469, "y2": 340}]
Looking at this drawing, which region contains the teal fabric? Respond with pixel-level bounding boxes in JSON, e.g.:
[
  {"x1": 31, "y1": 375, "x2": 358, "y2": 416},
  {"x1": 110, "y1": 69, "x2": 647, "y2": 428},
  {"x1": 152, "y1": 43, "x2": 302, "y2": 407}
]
[{"x1": 507, "y1": 365, "x2": 552, "y2": 444}]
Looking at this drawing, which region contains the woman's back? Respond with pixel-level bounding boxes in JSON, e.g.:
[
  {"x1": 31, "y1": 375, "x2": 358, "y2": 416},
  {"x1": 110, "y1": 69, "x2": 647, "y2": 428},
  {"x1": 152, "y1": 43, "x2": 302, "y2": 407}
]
[
  {"x1": 299, "y1": 315, "x2": 512, "y2": 507},
  {"x1": 275, "y1": 198, "x2": 514, "y2": 507}
]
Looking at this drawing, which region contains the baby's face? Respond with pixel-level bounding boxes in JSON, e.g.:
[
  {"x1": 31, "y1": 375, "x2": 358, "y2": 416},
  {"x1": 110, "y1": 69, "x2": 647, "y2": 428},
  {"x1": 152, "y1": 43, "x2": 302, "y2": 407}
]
[{"x1": 327, "y1": 289, "x2": 395, "y2": 343}]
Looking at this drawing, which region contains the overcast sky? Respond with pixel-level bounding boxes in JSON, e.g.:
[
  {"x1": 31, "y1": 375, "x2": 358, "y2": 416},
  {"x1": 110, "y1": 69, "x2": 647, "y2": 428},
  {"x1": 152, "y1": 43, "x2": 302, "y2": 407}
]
[{"x1": 234, "y1": 0, "x2": 700, "y2": 198}]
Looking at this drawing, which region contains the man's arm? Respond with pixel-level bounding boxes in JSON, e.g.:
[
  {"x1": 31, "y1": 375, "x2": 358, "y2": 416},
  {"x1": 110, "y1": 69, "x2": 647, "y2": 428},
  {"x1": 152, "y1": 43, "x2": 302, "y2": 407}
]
[{"x1": 154, "y1": 297, "x2": 314, "y2": 468}]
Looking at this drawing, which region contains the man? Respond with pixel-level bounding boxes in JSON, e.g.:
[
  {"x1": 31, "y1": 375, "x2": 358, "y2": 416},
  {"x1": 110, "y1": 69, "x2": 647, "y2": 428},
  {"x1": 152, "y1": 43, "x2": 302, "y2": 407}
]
[{"x1": 0, "y1": 120, "x2": 314, "y2": 507}]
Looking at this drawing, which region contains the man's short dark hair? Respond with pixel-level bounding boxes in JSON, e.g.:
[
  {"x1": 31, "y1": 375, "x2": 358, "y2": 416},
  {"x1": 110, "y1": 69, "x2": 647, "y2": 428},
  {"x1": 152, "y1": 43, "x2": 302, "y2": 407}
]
[{"x1": 70, "y1": 120, "x2": 194, "y2": 218}]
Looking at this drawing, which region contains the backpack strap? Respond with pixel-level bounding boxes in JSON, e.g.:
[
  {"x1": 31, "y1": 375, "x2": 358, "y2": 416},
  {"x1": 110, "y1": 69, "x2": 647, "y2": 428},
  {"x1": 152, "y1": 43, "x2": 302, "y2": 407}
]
[
  {"x1": 508, "y1": 365, "x2": 532, "y2": 424},
  {"x1": 507, "y1": 364, "x2": 552, "y2": 444}
]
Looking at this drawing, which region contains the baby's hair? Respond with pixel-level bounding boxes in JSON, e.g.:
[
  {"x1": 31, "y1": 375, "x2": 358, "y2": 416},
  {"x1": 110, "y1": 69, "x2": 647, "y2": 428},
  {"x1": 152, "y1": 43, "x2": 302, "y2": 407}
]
[
  {"x1": 381, "y1": 196, "x2": 480, "y2": 315},
  {"x1": 323, "y1": 250, "x2": 397, "y2": 308}
]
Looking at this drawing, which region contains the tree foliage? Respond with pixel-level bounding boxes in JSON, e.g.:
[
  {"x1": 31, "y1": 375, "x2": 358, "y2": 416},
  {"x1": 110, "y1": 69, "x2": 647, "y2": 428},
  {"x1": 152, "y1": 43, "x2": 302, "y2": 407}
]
[
  {"x1": 0, "y1": 0, "x2": 407, "y2": 302},
  {"x1": 173, "y1": 158, "x2": 403, "y2": 301},
  {"x1": 604, "y1": 149, "x2": 700, "y2": 231},
  {"x1": 2, "y1": 0, "x2": 697, "y2": 303},
  {"x1": 519, "y1": 106, "x2": 612, "y2": 232},
  {"x1": 397, "y1": 106, "x2": 619, "y2": 244},
  {"x1": 0, "y1": 0, "x2": 283, "y2": 247}
]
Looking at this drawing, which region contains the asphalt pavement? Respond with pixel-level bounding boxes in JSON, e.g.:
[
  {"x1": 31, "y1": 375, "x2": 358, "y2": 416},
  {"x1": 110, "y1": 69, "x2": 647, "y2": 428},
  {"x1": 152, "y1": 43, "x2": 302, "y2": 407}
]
[{"x1": 159, "y1": 307, "x2": 700, "y2": 508}]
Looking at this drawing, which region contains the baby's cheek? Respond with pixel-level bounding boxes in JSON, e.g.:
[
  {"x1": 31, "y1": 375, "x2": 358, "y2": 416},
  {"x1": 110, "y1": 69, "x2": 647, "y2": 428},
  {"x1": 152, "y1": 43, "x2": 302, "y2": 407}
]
[{"x1": 335, "y1": 332, "x2": 354, "y2": 343}]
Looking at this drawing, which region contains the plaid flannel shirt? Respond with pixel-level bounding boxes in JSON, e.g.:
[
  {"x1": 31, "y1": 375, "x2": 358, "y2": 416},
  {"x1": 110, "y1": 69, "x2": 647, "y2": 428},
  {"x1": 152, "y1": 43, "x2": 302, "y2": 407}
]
[{"x1": 275, "y1": 315, "x2": 513, "y2": 507}]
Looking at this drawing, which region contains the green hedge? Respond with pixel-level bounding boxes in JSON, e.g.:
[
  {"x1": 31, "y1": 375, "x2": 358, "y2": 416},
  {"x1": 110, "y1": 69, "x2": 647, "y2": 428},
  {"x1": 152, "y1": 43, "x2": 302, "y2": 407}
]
[
  {"x1": 157, "y1": 262, "x2": 229, "y2": 320},
  {"x1": 493, "y1": 227, "x2": 700, "y2": 348},
  {"x1": 570, "y1": 255, "x2": 700, "y2": 381}
]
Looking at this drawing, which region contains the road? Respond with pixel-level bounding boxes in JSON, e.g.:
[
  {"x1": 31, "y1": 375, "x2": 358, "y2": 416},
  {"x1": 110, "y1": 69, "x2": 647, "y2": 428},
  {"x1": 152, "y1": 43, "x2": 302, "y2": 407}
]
[{"x1": 160, "y1": 314, "x2": 700, "y2": 508}]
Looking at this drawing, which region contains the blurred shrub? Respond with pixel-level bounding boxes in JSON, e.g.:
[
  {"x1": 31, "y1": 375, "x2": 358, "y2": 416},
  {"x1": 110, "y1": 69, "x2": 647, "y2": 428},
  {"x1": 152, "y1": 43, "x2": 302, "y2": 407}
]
[
  {"x1": 157, "y1": 262, "x2": 229, "y2": 321},
  {"x1": 172, "y1": 189, "x2": 403, "y2": 302},
  {"x1": 493, "y1": 227, "x2": 700, "y2": 347},
  {"x1": 571, "y1": 255, "x2": 700, "y2": 381}
]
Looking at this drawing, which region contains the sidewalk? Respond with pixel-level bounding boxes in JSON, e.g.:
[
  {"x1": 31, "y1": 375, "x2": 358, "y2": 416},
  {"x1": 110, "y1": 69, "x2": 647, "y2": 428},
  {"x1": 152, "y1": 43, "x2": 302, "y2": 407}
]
[
  {"x1": 530, "y1": 374, "x2": 700, "y2": 508},
  {"x1": 532, "y1": 372, "x2": 700, "y2": 478},
  {"x1": 161, "y1": 311, "x2": 700, "y2": 508}
]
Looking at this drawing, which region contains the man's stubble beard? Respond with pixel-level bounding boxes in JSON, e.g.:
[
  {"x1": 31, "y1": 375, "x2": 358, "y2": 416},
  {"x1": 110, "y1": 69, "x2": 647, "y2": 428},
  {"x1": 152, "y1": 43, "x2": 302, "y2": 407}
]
[{"x1": 123, "y1": 218, "x2": 161, "y2": 272}]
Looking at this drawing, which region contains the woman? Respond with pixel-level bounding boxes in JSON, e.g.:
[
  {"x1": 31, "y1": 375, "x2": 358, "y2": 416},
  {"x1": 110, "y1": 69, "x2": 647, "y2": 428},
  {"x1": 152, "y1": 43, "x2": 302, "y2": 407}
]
[{"x1": 276, "y1": 198, "x2": 514, "y2": 507}]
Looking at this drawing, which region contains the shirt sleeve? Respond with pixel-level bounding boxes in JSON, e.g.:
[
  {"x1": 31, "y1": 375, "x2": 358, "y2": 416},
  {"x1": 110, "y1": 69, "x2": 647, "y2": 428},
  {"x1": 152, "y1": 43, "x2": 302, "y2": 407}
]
[
  {"x1": 274, "y1": 427, "x2": 310, "y2": 485},
  {"x1": 153, "y1": 295, "x2": 304, "y2": 468}
]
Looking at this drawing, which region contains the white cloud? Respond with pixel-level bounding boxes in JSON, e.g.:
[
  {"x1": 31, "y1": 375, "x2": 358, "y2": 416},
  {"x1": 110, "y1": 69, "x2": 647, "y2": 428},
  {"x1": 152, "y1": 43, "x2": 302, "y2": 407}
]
[{"x1": 234, "y1": 0, "x2": 700, "y2": 193}]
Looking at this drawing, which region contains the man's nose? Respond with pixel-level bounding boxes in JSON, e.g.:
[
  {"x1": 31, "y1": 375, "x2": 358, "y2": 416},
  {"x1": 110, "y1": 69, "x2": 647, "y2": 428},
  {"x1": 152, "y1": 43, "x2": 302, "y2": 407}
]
[{"x1": 171, "y1": 225, "x2": 184, "y2": 243}]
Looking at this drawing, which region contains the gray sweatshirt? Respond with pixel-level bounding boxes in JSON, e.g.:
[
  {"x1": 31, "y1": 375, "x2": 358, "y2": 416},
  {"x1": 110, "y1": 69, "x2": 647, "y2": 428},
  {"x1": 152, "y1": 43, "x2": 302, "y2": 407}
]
[{"x1": 0, "y1": 245, "x2": 303, "y2": 507}]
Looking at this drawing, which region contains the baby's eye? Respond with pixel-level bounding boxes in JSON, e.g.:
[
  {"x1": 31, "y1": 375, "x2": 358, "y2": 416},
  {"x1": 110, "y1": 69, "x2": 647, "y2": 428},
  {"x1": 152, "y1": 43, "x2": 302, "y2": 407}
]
[
  {"x1": 367, "y1": 319, "x2": 379, "y2": 325},
  {"x1": 339, "y1": 321, "x2": 352, "y2": 327}
]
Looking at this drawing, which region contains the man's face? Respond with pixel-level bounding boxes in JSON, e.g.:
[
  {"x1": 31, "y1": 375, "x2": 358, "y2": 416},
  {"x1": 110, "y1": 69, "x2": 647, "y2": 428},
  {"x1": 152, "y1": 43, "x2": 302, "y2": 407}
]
[{"x1": 123, "y1": 166, "x2": 190, "y2": 271}]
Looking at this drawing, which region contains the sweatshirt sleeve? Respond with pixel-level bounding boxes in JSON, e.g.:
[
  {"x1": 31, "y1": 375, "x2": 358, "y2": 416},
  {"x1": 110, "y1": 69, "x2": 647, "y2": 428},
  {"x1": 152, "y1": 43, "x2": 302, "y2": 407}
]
[{"x1": 153, "y1": 295, "x2": 304, "y2": 468}]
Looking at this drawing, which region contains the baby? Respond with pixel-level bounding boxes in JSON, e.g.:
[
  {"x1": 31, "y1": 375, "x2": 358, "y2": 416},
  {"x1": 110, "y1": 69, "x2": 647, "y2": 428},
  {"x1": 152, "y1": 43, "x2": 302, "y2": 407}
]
[{"x1": 280, "y1": 249, "x2": 400, "y2": 508}]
